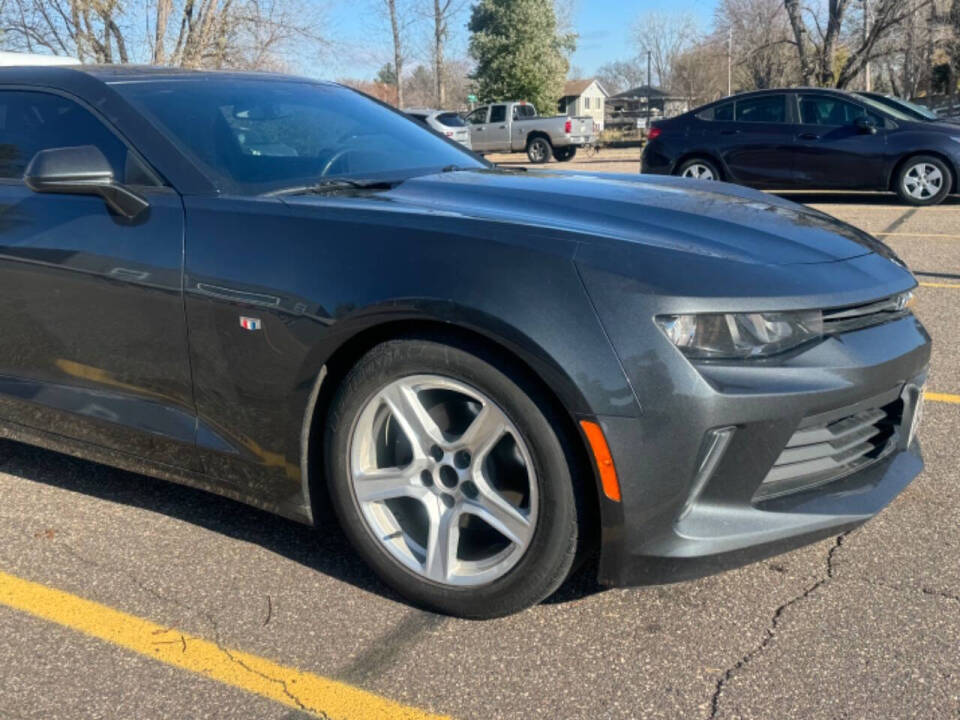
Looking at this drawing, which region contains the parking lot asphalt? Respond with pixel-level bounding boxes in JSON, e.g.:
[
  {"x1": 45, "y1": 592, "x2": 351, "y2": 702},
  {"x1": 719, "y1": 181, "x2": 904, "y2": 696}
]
[{"x1": 0, "y1": 150, "x2": 958, "y2": 719}]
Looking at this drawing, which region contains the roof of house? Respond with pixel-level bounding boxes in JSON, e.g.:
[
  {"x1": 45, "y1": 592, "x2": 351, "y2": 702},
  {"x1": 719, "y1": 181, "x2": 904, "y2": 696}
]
[
  {"x1": 611, "y1": 85, "x2": 683, "y2": 100},
  {"x1": 562, "y1": 78, "x2": 607, "y2": 98}
]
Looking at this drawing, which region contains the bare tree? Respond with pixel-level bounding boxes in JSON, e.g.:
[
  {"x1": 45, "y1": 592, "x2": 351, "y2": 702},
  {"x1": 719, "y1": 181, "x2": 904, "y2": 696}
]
[
  {"x1": 874, "y1": 0, "x2": 945, "y2": 97},
  {"x1": 0, "y1": 0, "x2": 325, "y2": 69},
  {"x1": 715, "y1": 0, "x2": 797, "y2": 90},
  {"x1": 631, "y1": 10, "x2": 700, "y2": 88},
  {"x1": 429, "y1": 0, "x2": 468, "y2": 106},
  {"x1": 782, "y1": 0, "x2": 936, "y2": 88},
  {"x1": 384, "y1": 0, "x2": 406, "y2": 107},
  {"x1": 671, "y1": 42, "x2": 729, "y2": 104},
  {"x1": 596, "y1": 58, "x2": 647, "y2": 95}
]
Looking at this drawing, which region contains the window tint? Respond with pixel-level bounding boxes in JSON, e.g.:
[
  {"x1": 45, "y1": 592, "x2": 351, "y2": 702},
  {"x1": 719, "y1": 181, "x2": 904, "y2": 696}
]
[
  {"x1": 436, "y1": 112, "x2": 465, "y2": 128},
  {"x1": 513, "y1": 104, "x2": 536, "y2": 119},
  {"x1": 116, "y1": 80, "x2": 483, "y2": 194},
  {"x1": 489, "y1": 105, "x2": 507, "y2": 123},
  {"x1": 465, "y1": 108, "x2": 488, "y2": 125},
  {"x1": 0, "y1": 90, "x2": 154, "y2": 183},
  {"x1": 735, "y1": 95, "x2": 786, "y2": 123},
  {"x1": 706, "y1": 102, "x2": 734, "y2": 121},
  {"x1": 799, "y1": 95, "x2": 882, "y2": 126}
]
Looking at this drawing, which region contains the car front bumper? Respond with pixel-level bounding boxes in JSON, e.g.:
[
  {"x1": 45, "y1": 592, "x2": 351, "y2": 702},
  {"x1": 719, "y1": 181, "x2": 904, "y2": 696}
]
[{"x1": 590, "y1": 313, "x2": 931, "y2": 587}]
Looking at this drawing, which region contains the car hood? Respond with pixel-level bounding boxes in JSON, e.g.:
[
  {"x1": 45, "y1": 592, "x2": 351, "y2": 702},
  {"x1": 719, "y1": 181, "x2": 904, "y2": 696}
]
[
  {"x1": 900, "y1": 118, "x2": 960, "y2": 132},
  {"x1": 288, "y1": 169, "x2": 897, "y2": 266}
]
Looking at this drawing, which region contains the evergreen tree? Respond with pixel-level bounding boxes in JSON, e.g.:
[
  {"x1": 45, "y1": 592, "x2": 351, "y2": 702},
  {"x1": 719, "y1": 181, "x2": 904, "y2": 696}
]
[{"x1": 468, "y1": 0, "x2": 576, "y2": 113}]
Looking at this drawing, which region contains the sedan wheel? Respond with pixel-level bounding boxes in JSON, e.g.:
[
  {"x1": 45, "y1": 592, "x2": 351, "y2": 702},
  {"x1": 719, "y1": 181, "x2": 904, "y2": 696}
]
[
  {"x1": 677, "y1": 158, "x2": 720, "y2": 181},
  {"x1": 325, "y1": 337, "x2": 580, "y2": 618},
  {"x1": 896, "y1": 156, "x2": 952, "y2": 206}
]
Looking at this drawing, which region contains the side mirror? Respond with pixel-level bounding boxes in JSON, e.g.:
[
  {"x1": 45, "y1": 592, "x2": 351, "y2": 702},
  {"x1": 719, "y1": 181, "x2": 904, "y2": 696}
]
[
  {"x1": 855, "y1": 117, "x2": 879, "y2": 135},
  {"x1": 24, "y1": 145, "x2": 149, "y2": 220}
]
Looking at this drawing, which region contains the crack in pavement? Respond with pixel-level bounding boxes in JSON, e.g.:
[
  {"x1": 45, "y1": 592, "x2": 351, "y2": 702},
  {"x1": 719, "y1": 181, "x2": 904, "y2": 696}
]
[
  {"x1": 706, "y1": 532, "x2": 849, "y2": 720},
  {"x1": 706, "y1": 529, "x2": 960, "y2": 719},
  {"x1": 44, "y1": 536, "x2": 332, "y2": 719}
]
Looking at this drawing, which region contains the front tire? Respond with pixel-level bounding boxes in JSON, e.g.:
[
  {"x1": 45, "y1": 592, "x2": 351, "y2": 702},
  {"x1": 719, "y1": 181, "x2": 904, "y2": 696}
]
[
  {"x1": 895, "y1": 155, "x2": 952, "y2": 206},
  {"x1": 325, "y1": 337, "x2": 579, "y2": 618},
  {"x1": 527, "y1": 136, "x2": 553, "y2": 164}
]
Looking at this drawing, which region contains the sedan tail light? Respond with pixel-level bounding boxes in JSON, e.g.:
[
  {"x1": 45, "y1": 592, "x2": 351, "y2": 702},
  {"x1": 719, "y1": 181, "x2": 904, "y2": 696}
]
[
  {"x1": 565, "y1": 120, "x2": 572, "y2": 134},
  {"x1": 648, "y1": 127, "x2": 662, "y2": 140}
]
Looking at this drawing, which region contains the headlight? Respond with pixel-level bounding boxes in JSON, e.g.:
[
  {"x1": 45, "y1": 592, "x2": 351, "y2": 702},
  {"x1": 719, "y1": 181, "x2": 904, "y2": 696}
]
[{"x1": 657, "y1": 310, "x2": 823, "y2": 359}]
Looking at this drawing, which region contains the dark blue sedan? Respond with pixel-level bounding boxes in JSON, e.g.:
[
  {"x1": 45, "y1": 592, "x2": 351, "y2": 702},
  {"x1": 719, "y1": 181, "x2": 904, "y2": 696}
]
[{"x1": 642, "y1": 88, "x2": 960, "y2": 205}]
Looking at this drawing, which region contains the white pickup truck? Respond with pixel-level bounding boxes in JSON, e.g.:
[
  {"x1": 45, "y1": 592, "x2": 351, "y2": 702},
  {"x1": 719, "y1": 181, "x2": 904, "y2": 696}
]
[{"x1": 464, "y1": 101, "x2": 596, "y2": 163}]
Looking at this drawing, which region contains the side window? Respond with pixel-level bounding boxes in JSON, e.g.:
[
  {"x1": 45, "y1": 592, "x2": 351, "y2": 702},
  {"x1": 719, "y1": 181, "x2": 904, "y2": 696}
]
[
  {"x1": 465, "y1": 108, "x2": 488, "y2": 125},
  {"x1": 799, "y1": 95, "x2": 882, "y2": 127},
  {"x1": 702, "y1": 102, "x2": 734, "y2": 121},
  {"x1": 489, "y1": 105, "x2": 507, "y2": 123},
  {"x1": 0, "y1": 90, "x2": 156, "y2": 184},
  {"x1": 584, "y1": 97, "x2": 591, "y2": 110},
  {"x1": 735, "y1": 95, "x2": 787, "y2": 123}
]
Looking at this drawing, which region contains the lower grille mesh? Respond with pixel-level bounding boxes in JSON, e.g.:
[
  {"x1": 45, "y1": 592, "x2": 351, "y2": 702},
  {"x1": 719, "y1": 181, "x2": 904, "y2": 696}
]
[{"x1": 755, "y1": 388, "x2": 904, "y2": 502}]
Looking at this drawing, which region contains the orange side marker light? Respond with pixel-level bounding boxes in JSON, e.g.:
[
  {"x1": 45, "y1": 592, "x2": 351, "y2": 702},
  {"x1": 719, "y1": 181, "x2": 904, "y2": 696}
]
[{"x1": 580, "y1": 420, "x2": 621, "y2": 502}]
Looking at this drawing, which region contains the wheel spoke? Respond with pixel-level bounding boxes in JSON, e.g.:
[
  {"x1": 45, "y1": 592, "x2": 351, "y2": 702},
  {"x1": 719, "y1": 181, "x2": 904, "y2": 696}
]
[
  {"x1": 354, "y1": 465, "x2": 426, "y2": 503},
  {"x1": 379, "y1": 382, "x2": 445, "y2": 457},
  {"x1": 424, "y1": 503, "x2": 460, "y2": 582},
  {"x1": 456, "y1": 404, "x2": 506, "y2": 458},
  {"x1": 465, "y1": 474, "x2": 533, "y2": 546}
]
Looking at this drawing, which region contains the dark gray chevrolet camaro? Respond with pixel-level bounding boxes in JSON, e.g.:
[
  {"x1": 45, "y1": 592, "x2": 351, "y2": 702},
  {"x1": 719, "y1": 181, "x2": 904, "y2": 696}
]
[{"x1": 0, "y1": 66, "x2": 931, "y2": 618}]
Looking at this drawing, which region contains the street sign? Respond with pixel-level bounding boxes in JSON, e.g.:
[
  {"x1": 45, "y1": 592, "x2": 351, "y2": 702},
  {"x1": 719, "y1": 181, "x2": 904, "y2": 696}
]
[{"x1": 467, "y1": 94, "x2": 478, "y2": 103}]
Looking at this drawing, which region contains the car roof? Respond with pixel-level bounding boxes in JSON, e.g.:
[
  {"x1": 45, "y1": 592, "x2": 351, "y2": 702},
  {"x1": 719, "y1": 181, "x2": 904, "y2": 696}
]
[
  {"x1": 0, "y1": 64, "x2": 333, "y2": 86},
  {"x1": 715, "y1": 87, "x2": 858, "y2": 103},
  {"x1": 687, "y1": 87, "x2": 868, "y2": 116}
]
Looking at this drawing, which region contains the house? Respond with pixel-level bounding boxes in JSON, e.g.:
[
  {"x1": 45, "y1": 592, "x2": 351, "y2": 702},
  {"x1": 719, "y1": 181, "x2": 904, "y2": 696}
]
[
  {"x1": 606, "y1": 85, "x2": 692, "y2": 130},
  {"x1": 558, "y1": 78, "x2": 608, "y2": 131}
]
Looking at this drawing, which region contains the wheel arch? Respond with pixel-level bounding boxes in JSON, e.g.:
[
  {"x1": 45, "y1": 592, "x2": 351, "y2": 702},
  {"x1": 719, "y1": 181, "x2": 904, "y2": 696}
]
[
  {"x1": 889, "y1": 151, "x2": 959, "y2": 194},
  {"x1": 301, "y1": 314, "x2": 602, "y2": 555},
  {"x1": 525, "y1": 130, "x2": 552, "y2": 149}
]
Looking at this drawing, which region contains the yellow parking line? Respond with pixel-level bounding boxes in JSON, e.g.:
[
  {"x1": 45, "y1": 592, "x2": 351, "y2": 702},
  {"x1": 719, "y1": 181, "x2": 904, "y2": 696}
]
[
  {"x1": 919, "y1": 282, "x2": 960, "y2": 289},
  {"x1": 0, "y1": 570, "x2": 447, "y2": 720},
  {"x1": 927, "y1": 392, "x2": 960, "y2": 405}
]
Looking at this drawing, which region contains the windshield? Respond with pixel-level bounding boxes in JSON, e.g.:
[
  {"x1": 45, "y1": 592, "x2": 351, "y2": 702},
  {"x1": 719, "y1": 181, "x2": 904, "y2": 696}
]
[
  {"x1": 855, "y1": 94, "x2": 916, "y2": 123},
  {"x1": 114, "y1": 79, "x2": 485, "y2": 194},
  {"x1": 889, "y1": 96, "x2": 938, "y2": 120}
]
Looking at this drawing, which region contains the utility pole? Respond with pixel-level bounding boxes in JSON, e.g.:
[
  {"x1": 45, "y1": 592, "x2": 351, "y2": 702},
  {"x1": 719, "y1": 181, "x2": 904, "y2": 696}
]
[
  {"x1": 646, "y1": 49, "x2": 652, "y2": 130},
  {"x1": 727, "y1": 28, "x2": 733, "y2": 96}
]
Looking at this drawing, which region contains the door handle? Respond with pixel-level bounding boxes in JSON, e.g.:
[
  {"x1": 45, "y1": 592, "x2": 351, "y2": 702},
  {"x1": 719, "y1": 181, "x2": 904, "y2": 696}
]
[
  {"x1": 499, "y1": 125, "x2": 507, "y2": 129},
  {"x1": 721, "y1": 129, "x2": 741, "y2": 135},
  {"x1": 798, "y1": 132, "x2": 820, "y2": 140}
]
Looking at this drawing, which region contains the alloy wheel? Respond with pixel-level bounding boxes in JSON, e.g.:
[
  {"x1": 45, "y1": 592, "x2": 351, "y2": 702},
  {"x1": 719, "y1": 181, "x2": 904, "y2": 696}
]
[
  {"x1": 903, "y1": 162, "x2": 944, "y2": 200},
  {"x1": 529, "y1": 140, "x2": 548, "y2": 162},
  {"x1": 348, "y1": 375, "x2": 538, "y2": 587},
  {"x1": 682, "y1": 163, "x2": 717, "y2": 181}
]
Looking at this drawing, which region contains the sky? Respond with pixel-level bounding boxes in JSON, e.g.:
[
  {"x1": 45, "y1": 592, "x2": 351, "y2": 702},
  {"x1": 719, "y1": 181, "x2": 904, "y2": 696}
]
[{"x1": 324, "y1": 0, "x2": 719, "y2": 81}]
